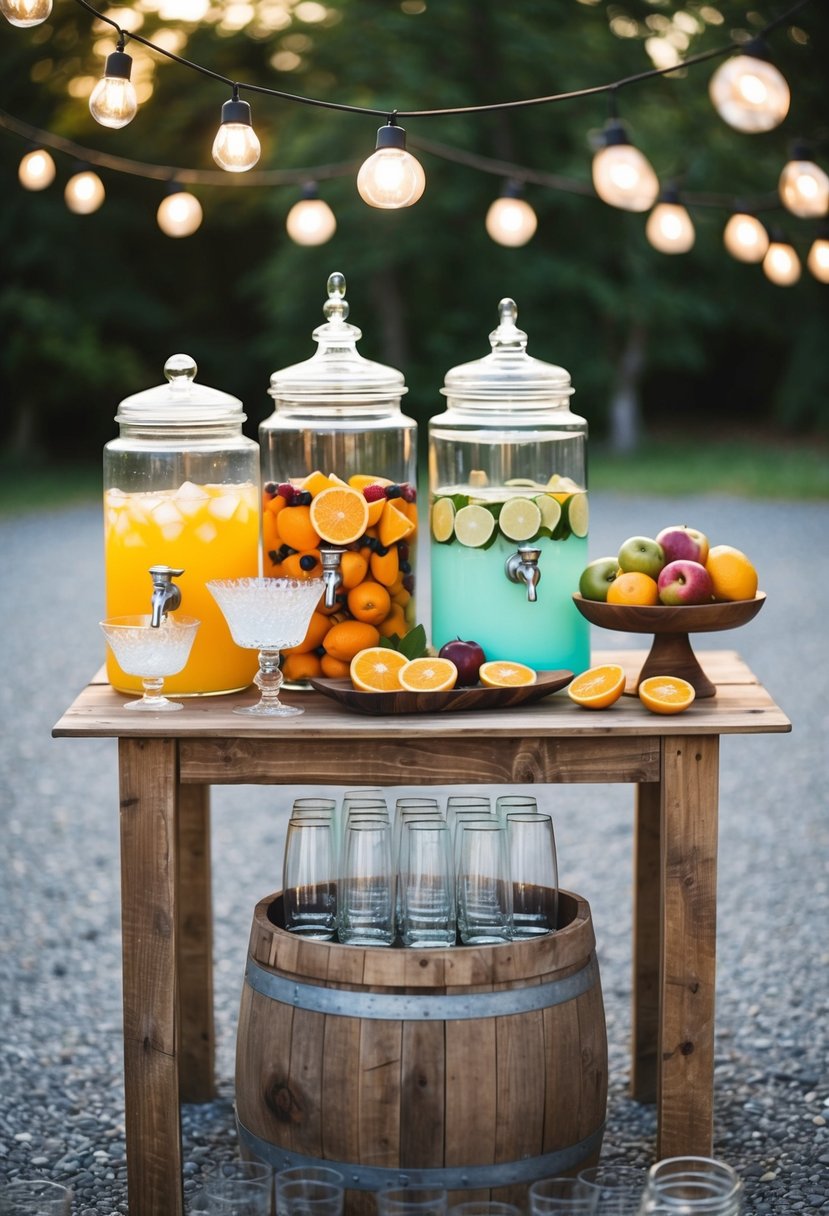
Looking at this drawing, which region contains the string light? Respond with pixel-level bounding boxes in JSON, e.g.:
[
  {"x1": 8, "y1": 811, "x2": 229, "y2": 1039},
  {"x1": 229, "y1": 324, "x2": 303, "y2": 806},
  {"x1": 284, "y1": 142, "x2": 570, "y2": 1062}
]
[
  {"x1": 762, "y1": 231, "x2": 801, "y2": 285},
  {"x1": 156, "y1": 183, "x2": 203, "y2": 236},
  {"x1": 778, "y1": 141, "x2": 829, "y2": 218},
  {"x1": 212, "y1": 87, "x2": 261, "y2": 173},
  {"x1": 64, "y1": 168, "x2": 105, "y2": 214},
  {"x1": 0, "y1": 0, "x2": 51, "y2": 28},
  {"x1": 485, "y1": 180, "x2": 537, "y2": 247},
  {"x1": 708, "y1": 40, "x2": 791, "y2": 133},
  {"x1": 645, "y1": 188, "x2": 695, "y2": 254},
  {"x1": 591, "y1": 117, "x2": 659, "y2": 213},
  {"x1": 18, "y1": 147, "x2": 55, "y2": 190},
  {"x1": 723, "y1": 211, "x2": 769, "y2": 263},
  {"x1": 807, "y1": 227, "x2": 829, "y2": 283},
  {"x1": 356, "y1": 120, "x2": 425, "y2": 209},
  {"x1": 285, "y1": 183, "x2": 337, "y2": 245},
  {"x1": 89, "y1": 40, "x2": 138, "y2": 130}
]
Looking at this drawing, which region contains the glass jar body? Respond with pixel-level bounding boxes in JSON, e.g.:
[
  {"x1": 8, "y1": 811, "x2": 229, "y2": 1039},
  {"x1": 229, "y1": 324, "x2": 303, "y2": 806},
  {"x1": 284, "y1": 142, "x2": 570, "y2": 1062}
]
[{"x1": 637, "y1": 1157, "x2": 743, "y2": 1215}]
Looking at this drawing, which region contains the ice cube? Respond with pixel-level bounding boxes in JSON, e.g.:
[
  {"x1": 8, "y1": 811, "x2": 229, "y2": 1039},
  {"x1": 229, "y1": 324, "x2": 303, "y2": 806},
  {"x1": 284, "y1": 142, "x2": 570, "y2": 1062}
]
[
  {"x1": 160, "y1": 522, "x2": 184, "y2": 541},
  {"x1": 175, "y1": 480, "x2": 207, "y2": 500},
  {"x1": 114, "y1": 512, "x2": 131, "y2": 535},
  {"x1": 208, "y1": 493, "x2": 240, "y2": 520},
  {"x1": 152, "y1": 500, "x2": 185, "y2": 527},
  {"x1": 175, "y1": 481, "x2": 210, "y2": 517},
  {"x1": 195, "y1": 522, "x2": 218, "y2": 544},
  {"x1": 124, "y1": 532, "x2": 147, "y2": 548}
]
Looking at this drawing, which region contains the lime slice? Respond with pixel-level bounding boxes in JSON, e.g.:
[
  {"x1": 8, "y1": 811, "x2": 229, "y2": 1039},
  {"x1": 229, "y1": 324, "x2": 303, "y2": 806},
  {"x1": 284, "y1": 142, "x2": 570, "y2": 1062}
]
[
  {"x1": 533, "y1": 494, "x2": 563, "y2": 532},
  {"x1": 431, "y1": 497, "x2": 456, "y2": 542},
  {"x1": 567, "y1": 492, "x2": 590, "y2": 538},
  {"x1": 498, "y1": 497, "x2": 542, "y2": 542},
  {"x1": 453, "y1": 504, "x2": 496, "y2": 547},
  {"x1": 546, "y1": 473, "x2": 581, "y2": 493}
]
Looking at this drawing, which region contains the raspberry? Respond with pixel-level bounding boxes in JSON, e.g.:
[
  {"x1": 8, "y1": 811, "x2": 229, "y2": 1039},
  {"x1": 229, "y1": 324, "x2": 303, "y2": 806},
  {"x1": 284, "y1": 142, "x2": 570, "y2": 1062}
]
[
  {"x1": 276, "y1": 482, "x2": 295, "y2": 504},
  {"x1": 399, "y1": 483, "x2": 417, "y2": 502},
  {"x1": 363, "y1": 484, "x2": 387, "y2": 503}
]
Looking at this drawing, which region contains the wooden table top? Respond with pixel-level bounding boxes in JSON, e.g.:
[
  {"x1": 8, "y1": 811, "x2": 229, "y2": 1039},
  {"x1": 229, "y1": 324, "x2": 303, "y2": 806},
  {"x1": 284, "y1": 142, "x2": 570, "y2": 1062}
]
[{"x1": 53, "y1": 650, "x2": 791, "y2": 742}]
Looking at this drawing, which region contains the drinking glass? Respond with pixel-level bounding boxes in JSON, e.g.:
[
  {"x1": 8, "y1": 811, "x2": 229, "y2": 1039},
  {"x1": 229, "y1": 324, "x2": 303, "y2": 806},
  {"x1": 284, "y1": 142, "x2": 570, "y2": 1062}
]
[
  {"x1": 338, "y1": 819, "x2": 394, "y2": 945},
  {"x1": 207, "y1": 577, "x2": 323, "y2": 716},
  {"x1": 376, "y1": 1188, "x2": 448, "y2": 1216},
  {"x1": 0, "y1": 1180, "x2": 72, "y2": 1214},
  {"x1": 276, "y1": 1176, "x2": 344, "y2": 1216},
  {"x1": 292, "y1": 797, "x2": 337, "y2": 816},
  {"x1": 636, "y1": 1157, "x2": 743, "y2": 1215},
  {"x1": 400, "y1": 820, "x2": 456, "y2": 947},
  {"x1": 446, "y1": 795, "x2": 491, "y2": 834},
  {"x1": 395, "y1": 796, "x2": 441, "y2": 814},
  {"x1": 577, "y1": 1164, "x2": 647, "y2": 1215},
  {"x1": 505, "y1": 812, "x2": 558, "y2": 937},
  {"x1": 282, "y1": 817, "x2": 337, "y2": 938},
  {"x1": 449, "y1": 1204, "x2": 522, "y2": 1216},
  {"x1": 529, "y1": 1177, "x2": 598, "y2": 1215},
  {"x1": 202, "y1": 1160, "x2": 273, "y2": 1215},
  {"x1": 456, "y1": 820, "x2": 512, "y2": 945},
  {"x1": 100, "y1": 614, "x2": 200, "y2": 710},
  {"x1": 495, "y1": 793, "x2": 539, "y2": 824}
]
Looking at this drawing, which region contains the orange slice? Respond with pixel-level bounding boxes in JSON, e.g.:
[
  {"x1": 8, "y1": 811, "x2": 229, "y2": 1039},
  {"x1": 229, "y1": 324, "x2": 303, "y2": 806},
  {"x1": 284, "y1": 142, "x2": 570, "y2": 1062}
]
[
  {"x1": 303, "y1": 469, "x2": 339, "y2": 497},
  {"x1": 478, "y1": 660, "x2": 536, "y2": 688},
  {"x1": 309, "y1": 486, "x2": 370, "y2": 545},
  {"x1": 378, "y1": 499, "x2": 416, "y2": 547},
  {"x1": 398, "y1": 656, "x2": 458, "y2": 692},
  {"x1": 638, "y1": 675, "x2": 696, "y2": 715},
  {"x1": 350, "y1": 646, "x2": 409, "y2": 692},
  {"x1": 348, "y1": 473, "x2": 393, "y2": 491},
  {"x1": 567, "y1": 663, "x2": 625, "y2": 709}
]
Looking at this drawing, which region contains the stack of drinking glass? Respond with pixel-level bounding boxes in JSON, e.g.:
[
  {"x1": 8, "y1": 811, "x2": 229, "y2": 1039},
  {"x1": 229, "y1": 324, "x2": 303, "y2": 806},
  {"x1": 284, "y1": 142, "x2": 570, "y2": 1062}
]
[{"x1": 281, "y1": 789, "x2": 559, "y2": 947}]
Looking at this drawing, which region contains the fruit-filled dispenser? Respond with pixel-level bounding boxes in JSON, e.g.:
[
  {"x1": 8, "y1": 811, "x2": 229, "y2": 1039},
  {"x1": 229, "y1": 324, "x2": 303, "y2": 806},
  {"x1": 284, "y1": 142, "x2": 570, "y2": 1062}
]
[
  {"x1": 429, "y1": 298, "x2": 590, "y2": 673},
  {"x1": 259, "y1": 273, "x2": 418, "y2": 679},
  {"x1": 103, "y1": 354, "x2": 260, "y2": 695}
]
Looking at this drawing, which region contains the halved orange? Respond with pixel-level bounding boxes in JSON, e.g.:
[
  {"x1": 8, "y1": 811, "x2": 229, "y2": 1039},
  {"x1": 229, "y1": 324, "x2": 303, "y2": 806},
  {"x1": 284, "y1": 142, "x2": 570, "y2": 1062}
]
[
  {"x1": 350, "y1": 646, "x2": 409, "y2": 692},
  {"x1": 399, "y1": 656, "x2": 458, "y2": 692},
  {"x1": 309, "y1": 486, "x2": 370, "y2": 545},
  {"x1": 478, "y1": 660, "x2": 536, "y2": 688},
  {"x1": 638, "y1": 675, "x2": 696, "y2": 714},
  {"x1": 567, "y1": 663, "x2": 626, "y2": 709}
]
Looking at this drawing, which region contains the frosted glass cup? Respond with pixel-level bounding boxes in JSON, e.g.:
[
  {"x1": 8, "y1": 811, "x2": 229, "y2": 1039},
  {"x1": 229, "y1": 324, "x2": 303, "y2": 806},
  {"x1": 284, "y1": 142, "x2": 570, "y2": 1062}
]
[
  {"x1": 505, "y1": 812, "x2": 558, "y2": 937},
  {"x1": 100, "y1": 614, "x2": 200, "y2": 711},
  {"x1": 282, "y1": 817, "x2": 337, "y2": 939}
]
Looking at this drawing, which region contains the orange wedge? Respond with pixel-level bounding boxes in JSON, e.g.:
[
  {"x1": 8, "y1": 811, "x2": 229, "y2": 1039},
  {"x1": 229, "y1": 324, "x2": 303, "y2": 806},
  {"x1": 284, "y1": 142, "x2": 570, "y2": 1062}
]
[
  {"x1": 350, "y1": 646, "x2": 409, "y2": 692},
  {"x1": 638, "y1": 675, "x2": 696, "y2": 715},
  {"x1": 567, "y1": 664, "x2": 626, "y2": 709},
  {"x1": 309, "y1": 486, "x2": 370, "y2": 545},
  {"x1": 398, "y1": 656, "x2": 458, "y2": 692},
  {"x1": 378, "y1": 499, "x2": 416, "y2": 548},
  {"x1": 478, "y1": 660, "x2": 536, "y2": 688}
]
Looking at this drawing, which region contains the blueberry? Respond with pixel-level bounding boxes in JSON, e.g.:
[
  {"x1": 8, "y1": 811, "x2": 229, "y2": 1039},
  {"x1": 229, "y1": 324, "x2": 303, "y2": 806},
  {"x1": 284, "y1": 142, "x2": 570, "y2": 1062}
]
[
  {"x1": 299, "y1": 554, "x2": 318, "y2": 571},
  {"x1": 297, "y1": 491, "x2": 313, "y2": 506},
  {"x1": 264, "y1": 482, "x2": 277, "y2": 498},
  {"x1": 267, "y1": 549, "x2": 280, "y2": 566},
  {"x1": 400, "y1": 560, "x2": 412, "y2": 574},
  {"x1": 385, "y1": 484, "x2": 402, "y2": 499}
]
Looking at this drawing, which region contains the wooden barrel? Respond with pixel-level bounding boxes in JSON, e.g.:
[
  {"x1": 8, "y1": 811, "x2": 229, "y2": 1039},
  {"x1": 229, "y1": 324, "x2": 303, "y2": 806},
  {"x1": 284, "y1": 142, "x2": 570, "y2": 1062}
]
[{"x1": 235, "y1": 890, "x2": 607, "y2": 1215}]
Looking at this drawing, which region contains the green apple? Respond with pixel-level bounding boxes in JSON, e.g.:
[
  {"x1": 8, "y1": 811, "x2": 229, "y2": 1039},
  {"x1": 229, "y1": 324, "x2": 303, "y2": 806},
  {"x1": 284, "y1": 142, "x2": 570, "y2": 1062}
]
[
  {"x1": 617, "y1": 535, "x2": 665, "y2": 580},
  {"x1": 579, "y1": 557, "x2": 620, "y2": 602}
]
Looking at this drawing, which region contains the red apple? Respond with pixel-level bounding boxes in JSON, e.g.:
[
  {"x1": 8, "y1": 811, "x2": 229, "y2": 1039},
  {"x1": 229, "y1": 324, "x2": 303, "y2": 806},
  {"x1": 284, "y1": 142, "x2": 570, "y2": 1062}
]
[
  {"x1": 655, "y1": 525, "x2": 710, "y2": 566},
  {"x1": 438, "y1": 638, "x2": 486, "y2": 686},
  {"x1": 657, "y1": 559, "x2": 714, "y2": 606}
]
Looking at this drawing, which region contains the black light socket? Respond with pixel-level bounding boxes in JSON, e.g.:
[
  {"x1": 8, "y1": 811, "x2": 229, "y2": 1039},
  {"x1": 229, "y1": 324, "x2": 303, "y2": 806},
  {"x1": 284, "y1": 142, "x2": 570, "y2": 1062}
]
[
  {"x1": 221, "y1": 97, "x2": 253, "y2": 127},
  {"x1": 104, "y1": 49, "x2": 133, "y2": 80}
]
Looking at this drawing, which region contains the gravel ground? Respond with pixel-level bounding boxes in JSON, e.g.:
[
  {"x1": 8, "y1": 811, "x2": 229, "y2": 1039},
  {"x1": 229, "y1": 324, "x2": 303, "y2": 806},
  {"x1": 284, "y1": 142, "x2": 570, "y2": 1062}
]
[{"x1": 1, "y1": 494, "x2": 827, "y2": 1215}]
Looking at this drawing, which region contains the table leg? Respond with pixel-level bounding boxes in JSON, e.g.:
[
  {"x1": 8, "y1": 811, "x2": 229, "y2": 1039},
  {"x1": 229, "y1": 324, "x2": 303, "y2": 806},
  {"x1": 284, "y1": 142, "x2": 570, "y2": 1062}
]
[
  {"x1": 631, "y1": 780, "x2": 661, "y2": 1103},
  {"x1": 118, "y1": 738, "x2": 184, "y2": 1216},
  {"x1": 177, "y1": 783, "x2": 215, "y2": 1103},
  {"x1": 657, "y1": 734, "x2": 719, "y2": 1158}
]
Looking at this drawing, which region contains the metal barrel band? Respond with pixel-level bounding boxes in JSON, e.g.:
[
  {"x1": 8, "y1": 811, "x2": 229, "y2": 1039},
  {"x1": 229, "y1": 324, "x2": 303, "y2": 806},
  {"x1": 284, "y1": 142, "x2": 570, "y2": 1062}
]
[
  {"x1": 237, "y1": 1118, "x2": 605, "y2": 1190},
  {"x1": 244, "y1": 950, "x2": 598, "y2": 1020}
]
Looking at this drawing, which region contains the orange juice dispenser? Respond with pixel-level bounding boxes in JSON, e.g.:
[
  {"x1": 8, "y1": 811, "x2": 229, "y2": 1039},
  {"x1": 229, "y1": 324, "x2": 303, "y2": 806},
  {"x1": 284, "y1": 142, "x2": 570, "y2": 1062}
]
[
  {"x1": 428, "y1": 298, "x2": 590, "y2": 674},
  {"x1": 103, "y1": 353, "x2": 260, "y2": 695},
  {"x1": 259, "y1": 273, "x2": 418, "y2": 670}
]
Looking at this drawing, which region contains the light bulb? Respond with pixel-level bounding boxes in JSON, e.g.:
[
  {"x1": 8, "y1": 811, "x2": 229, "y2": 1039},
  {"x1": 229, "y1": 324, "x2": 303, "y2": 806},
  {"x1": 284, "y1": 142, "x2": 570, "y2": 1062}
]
[
  {"x1": 18, "y1": 148, "x2": 55, "y2": 190},
  {"x1": 592, "y1": 119, "x2": 659, "y2": 212},
  {"x1": 646, "y1": 199, "x2": 695, "y2": 253},
  {"x1": 286, "y1": 187, "x2": 337, "y2": 245},
  {"x1": 807, "y1": 235, "x2": 829, "y2": 283},
  {"x1": 762, "y1": 237, "x2": 801, "y2": 286},
  {"x1": 709, "y1": 50, "x2": 790, "y2": 133},
  {"x1": 212, "y1": 94, "x2": 261, "y2": 172},
  {"x1": 723, "y1": 212, "x2": 769, "y2": 263},
  {"x1": 779, "y1": 147, "x2": 829, "y2": 219},
  {"x1": 0, "y1": 0, "x2": 52, "y2": 28},
  {"x1": 485, "y1": 189, "x2": 537, "y2": 247},
  {"x1": 357, "y1": 122, "x2": 425, "y2": 209},
  {"x1": 157, "y1": 189, "x2": 203, "y2": 237},
  {"x1": 89, "y1": 48, "x2": 138, "y2": 129},
  {"x1": 64, "y1": 170, "x2": 105, "y2": 215}
]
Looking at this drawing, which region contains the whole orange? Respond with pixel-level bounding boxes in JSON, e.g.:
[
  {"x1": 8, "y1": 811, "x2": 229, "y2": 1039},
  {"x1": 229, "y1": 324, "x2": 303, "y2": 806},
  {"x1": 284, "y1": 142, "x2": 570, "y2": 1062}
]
[
  {"x1": 347, "y1": 580, "x2": 392, "y2": 626},
  {"x1": 606, "y1": 571, "x2": 659, "y2": 606},
  {"x1": 705, "y1": 545, "x2": 758, "y2": 601},
  {"x1": 323, "y1": 620, "x2": 381, "y2": 663}
]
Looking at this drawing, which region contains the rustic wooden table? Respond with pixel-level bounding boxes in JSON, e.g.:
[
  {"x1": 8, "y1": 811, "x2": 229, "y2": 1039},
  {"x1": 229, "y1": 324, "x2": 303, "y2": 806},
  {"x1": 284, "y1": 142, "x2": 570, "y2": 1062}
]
[{"x1": 53, "y1": 649, "x2": 790, "y2": 1216}]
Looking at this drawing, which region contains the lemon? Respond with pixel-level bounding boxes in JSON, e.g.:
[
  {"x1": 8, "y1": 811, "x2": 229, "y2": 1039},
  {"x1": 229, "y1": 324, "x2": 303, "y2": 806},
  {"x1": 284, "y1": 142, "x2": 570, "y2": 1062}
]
[
  {"x1": 431, "y1": 497, "x2": 456, "y2": 543},
  {"x1": 498, "y1": 497, "x2": 542, "y2": 542},
  {"x1": 533, "y1": 494, "x2": 563, "y2": 532},
  {"x1": 546, "y1": 474, "x2": 581, "y2": 493},
  {"x1": 453, "y1": 504, "x2": 496, "y2": 547},
  {"x1": 566, "y1": 492, "x2": 590, "y2": 538}
]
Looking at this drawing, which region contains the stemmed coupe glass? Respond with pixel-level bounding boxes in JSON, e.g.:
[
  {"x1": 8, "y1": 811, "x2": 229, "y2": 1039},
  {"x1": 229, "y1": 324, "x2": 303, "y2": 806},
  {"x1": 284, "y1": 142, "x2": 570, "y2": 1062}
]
[
  {"x1": 99, "y1": 614, "x2": 200, "y2": 711},
  {"x1": 207, "y1": 576, "x2": 323, "y2": 716}
]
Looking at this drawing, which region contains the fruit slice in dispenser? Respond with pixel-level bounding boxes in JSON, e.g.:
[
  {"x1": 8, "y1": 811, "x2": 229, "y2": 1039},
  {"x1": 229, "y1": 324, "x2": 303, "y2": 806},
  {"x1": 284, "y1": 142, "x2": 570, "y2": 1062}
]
[
  {"x1": 453, "y1": 504, "x2": 496, "y2": 547},
  {"x1": 310, "y1": 486, "x2": 370, "y2": 544}
]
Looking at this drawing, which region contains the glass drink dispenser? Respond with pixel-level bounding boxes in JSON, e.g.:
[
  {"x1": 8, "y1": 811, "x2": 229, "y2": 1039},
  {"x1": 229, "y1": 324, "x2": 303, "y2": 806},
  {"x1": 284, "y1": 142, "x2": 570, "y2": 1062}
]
[
  {"x1": 429, "y1": 299, "x2": 590, "y2": 673},
  {"x1": 259, "y1": 273, "x2": 418, "y2": 656},
  {"x1": 103, "y1": 354, "x2": 260, "y2": 695}
]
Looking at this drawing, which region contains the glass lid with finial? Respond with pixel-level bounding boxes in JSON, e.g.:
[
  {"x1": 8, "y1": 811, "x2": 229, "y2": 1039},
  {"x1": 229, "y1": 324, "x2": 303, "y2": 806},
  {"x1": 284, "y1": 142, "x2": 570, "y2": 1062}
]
[
  {"x1": 259, "y1": 272, "x2": 418, "y2": 679},
  {"x1": 428, "y1": 297, "x2": 590, "y2": 676}
]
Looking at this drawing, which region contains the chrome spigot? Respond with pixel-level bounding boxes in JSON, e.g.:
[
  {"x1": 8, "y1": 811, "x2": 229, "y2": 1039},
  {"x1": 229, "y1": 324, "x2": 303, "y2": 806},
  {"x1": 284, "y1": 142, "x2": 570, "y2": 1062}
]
[
  {"x1": 320, "y1": 548, "x2": 346, "y2": 608},
  {"x1": 505, "y1": 546, "x2": 542, "y2": 603},
  {"x1": 148, "y1": 565, "x2": 185, "y2": 627}
]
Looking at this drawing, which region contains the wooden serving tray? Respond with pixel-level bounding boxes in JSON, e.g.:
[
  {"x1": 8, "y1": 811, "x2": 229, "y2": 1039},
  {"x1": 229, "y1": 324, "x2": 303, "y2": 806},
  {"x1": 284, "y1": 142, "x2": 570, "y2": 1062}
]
[{"x1": 308, "y1": 669, "x2": 574, "y2": 716}]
